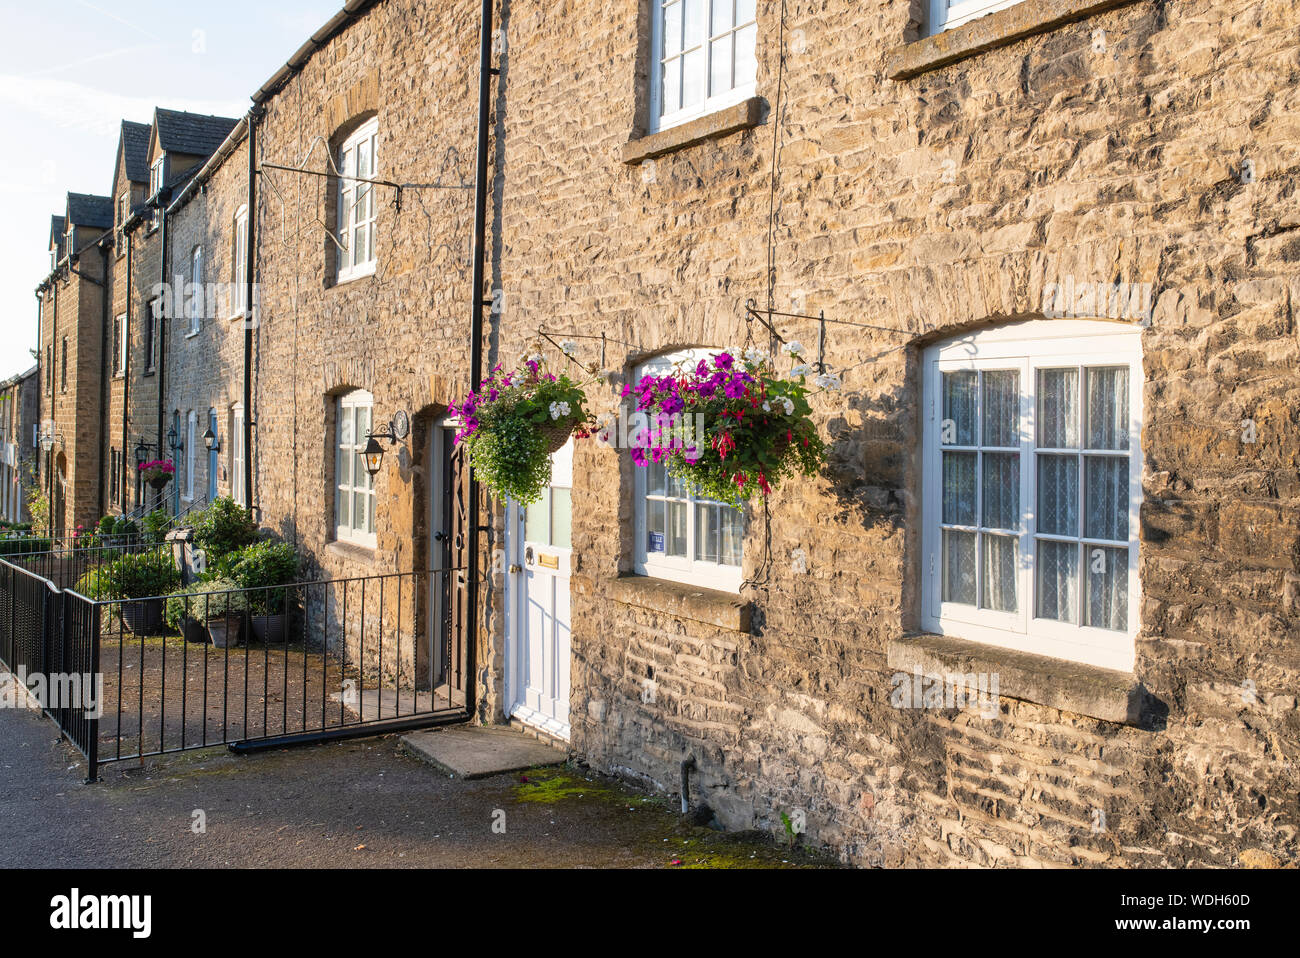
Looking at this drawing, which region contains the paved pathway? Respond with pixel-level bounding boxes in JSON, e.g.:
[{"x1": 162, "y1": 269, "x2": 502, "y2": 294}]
[{"x1": 0, "y1": 698, "x2": 833, "y2": 869}]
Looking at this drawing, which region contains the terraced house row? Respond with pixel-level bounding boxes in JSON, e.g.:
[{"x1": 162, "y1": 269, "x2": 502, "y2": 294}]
[{"x1": 25, "y1": 0, "x2": 1300, "y2": 866}]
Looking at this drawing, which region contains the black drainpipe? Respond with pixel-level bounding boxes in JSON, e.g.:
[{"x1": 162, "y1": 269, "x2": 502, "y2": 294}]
[
  {"x1": 244, "y1": 109, "x2": 261, "y2": 520},
  {"x1": 97, "y1": 243, "x2": 110, "y2": 518},
  {"x1": 155, "y1": 197, "x2": 169, "y2": 513},
  {"x1": 467, "y1": 0, "x2": 495, "y2": 722},
  {"x1": 48, "y1": 277, "x2": 58, "y2": 535},
  {"x1": 121, "y1": 227, "x2": 132, "y2": 513}
]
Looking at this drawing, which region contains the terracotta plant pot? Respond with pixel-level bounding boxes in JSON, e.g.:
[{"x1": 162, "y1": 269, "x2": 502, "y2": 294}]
[
  {"x1": 206, "y1": 615, "x2": 245, "y2": 649},
  {"x1": 179, "y1": 617, "x2": 209, "y2": 644}
]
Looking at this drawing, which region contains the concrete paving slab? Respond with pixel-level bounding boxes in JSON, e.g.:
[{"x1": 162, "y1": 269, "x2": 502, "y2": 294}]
[{"x1": 401, "y1": 724, "x2": 565, "y2": 779}]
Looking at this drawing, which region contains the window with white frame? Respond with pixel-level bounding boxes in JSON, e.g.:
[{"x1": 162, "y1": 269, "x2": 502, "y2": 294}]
[
  {"x1": 928, "y1": 0, "x2": 1025, "y2": 34},
  {"x1": 921, "y1": 320, "x2": 1143, "y2": 672},
  {"x1": 334, "y1": 390, "x2": 376, "y2": 547},
  {"x1": 113, "y1": 314, "x2": 126, "y2": 375},
  {"x1": 230, "y1": 404, "x2": 245, "y2": 507},
  {"x1": 117, "y1": 191, "x2": 129, "y2": 248},
  {"x1": 184, "y1": 411, "x2": 196, "y2": 501},
  {"x1": 188, "y1": 246, "x2": 203, "y2": 334},
  {"x1": 336, "y1": 119, "x2": 378, "y2": 283},
  {"x1": 632, "y1": 350, "x2": 744, "y2": 592},
  {"x1": 652, "y1": 0, "x2": 757, "y2": 133},
  {"x1": 232, "y1": 208, "x2": 248, "y2": 320},
  {"x1": 148, "y1": 157, "x2": 164, "y2": 229}
]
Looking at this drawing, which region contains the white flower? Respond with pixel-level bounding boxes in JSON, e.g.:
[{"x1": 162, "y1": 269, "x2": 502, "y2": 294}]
[
  {"x1": 762, "y1": 401, "x2": 772, "y2": 412},
  {"x1": 813, "y1": 372, "x2": 843, "y2": 391},
  {"x1": 560, "y1": 340, "x2": 579, "y2": 356},
  {"x1": 527, "y1": 353, "x2": 543, "y2": 366},
  {"x1": 789, "y1": 363, "x2": 813, "y2": 378},
  {"x1": 780, "y1": 397, "x2": 795, "y2": 416},
  {"x1": 549, "y1": 400, "x2": 571, "y2": 420},
  {"x1": 743, "y1": 347, "x2": 769, "y2": 365},
  {"x1": 782, "y1": 341, "x2": 805, "y2": 357}
]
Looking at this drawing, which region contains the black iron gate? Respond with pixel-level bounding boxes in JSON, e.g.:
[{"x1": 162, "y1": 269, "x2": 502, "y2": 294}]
[{"x1": 1, "y1": 557, "x2": 471, "y2": 780}]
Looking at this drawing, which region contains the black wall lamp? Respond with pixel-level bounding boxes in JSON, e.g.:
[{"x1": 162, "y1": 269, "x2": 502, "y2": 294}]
[
  {"x1": 202, "y1": 425, "x2": 219, "y2": 452},
  {"x1": 166, "y1": 422, "x2": 183, "y2": 455},
  {"x1": 362, "y1": 409, "x2": 410, "y2": 478}
]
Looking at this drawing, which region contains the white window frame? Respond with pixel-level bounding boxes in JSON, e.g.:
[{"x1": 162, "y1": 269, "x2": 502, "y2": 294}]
[
  {"x1": 149, "y1": 157, "x2": 164, "y2": 197},
  {"x1": 928, "y1": 0, "x2": 1025, "y2": 35},
  {"x1": 650, "y1": 0, "x2": 758, "y2": 134},
  {"x1": 230, "y1": 403, "x2": 246, "y2": 507},
  {"x1": 114, "y1": 312, "x2": 127, "y2": 375},
  {"x1": 334, "y1": 389, "x2": 377, "y2": 548},
  {"x1": 631, "y1": 349, "x2": 744, "y2": 593},
  {"x1": 184, "y1": 410, "x2": 197, "y2": 502},
  {"x1": 921, "y1": 320, "x2": 1143, "y2": 672},
  {"x1": 117, "y1": 191, "x2": 129, "y2": 250},
  {"x1": 231, "y1": 207, "x2": 248, "y2": 320},
  {"x1": 336, "y1": 119, "x2": 379, "y2": 284},
  {"x1": 188, "y1": 246, "x2": 203, "y2": 335}
]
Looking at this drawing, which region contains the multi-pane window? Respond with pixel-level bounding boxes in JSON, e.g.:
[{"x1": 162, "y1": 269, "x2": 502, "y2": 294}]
[
  {"x1": 922, "y1": 321, "x2": 1142, "y2": 671},
  {"x1": 230, "y1": 404, "x2": 245, "y2": 507},
  {"x1": 928, "y1": 0, "x2": 1025, "y2": 34},
  {"x1": 117, "y1": 191, "x2": 129, "y2": 248},
  {"x1": 144, "y1": 300, "x2": 158, "y2": 371},
  {"x1": 60, "y1": 338, "x2": 68, "y2": 392},
  {"x1": 189, "y1": 246, "x2": 203, "y2": 334},
  {"x1": 632, "y1": 350, "x2": 744, "y2": 592},
  {"x1": 334, "y1": 390, "x2": 376, "y2": 547},
  {"x1": 112, "y1": 314, "x2": 125, "y2": 375},
  {"x1": 232, "y1": 208, "x2": 248, "y2": 319},
  {"x1": 652, "y1": 0, "x2": 757, "y2": 133},
  {"x1": 149, "y1": 158, "x2": 164, "y2": 228},
  {"x1": 336, "y1": 119, "x2": 379, "y2": 282}
]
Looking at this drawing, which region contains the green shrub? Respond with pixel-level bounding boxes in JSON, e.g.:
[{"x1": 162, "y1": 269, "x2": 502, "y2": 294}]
[
  {"x1": 228, "y1": 541, "x2": 300, "y2": 614},
  {"x1": 164, "y1": 579, "x2": 250, "y2": 632},
  {"x1": 74, "y1": 567, "x2": 110, "y2": 600},
  {"x1": 142, "y1": 509, "x2": 172, "y2": 544},
  {"x1": 99, "y1": 549, "x2": 180, "y2": 600},
  {"x1": 0, "y1": 536, "x2": 53, "y2": 557},
  {"x1": 191, "y1": 498, "x2": 258, "y2": 575}
]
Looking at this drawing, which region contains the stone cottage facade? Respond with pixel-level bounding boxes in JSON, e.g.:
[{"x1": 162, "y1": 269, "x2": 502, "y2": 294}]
[
  {"x1": 0, "y1": 366, "x2": 39, "y2": 524},
  {"x1": 27, "y1": 0, "x2": 1300, "y2": 867}
]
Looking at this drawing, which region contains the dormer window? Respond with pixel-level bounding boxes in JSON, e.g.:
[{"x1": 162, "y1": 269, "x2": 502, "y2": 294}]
[{"x1": 149, "y1": 157, "x2": 164, "y2": 198}]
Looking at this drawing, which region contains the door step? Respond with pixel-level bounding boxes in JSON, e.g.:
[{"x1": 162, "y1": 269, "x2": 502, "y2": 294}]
[{"x1": 401, "y1": 724, "x2": 565, "y2": 779}]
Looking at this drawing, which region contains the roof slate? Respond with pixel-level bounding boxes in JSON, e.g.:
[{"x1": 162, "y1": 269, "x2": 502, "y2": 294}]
[
  {"x1": 154, "y1": 108, "x2": 240, "y2": 158},
  {"x1": 65, "y1": 192, "x2": 114, "y2": 230},
  {"x1": 120, "y1": 119, "x2": 152, "y2": 184}
]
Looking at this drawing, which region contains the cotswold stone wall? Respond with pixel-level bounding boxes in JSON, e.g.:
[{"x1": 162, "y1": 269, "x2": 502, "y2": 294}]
[
  {"x1": 165, "y1": 138, "x2": 252, "y2": 513},
  {"x1": 492, "y1": 0, "x2": 1300, "y2": 866},
  {"x1": 250, "y1": 0, "x2": 499, "y2": 708}
]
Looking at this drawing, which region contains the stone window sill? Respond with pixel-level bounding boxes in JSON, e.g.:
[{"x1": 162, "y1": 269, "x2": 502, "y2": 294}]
[
  {"x1": 621, "y1": 97, "x2": 766, "y2": 165},
  {"x1": 887, "y1": 0, "x2": 1142, "y2": 80},
  {"x1": 886, "y1": 632, "x2": 1151, "y2": 726},
  {"x1": 606, "y1": 573, "x2": 751, "y2": 632},
  {"x1": 326, "y1": 539, "x2": 377, "y2": 566}
]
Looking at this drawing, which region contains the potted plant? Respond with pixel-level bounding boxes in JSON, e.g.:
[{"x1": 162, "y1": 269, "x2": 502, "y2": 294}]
[
  {"x1": 450, "y1": 347, "x2": 595, "y2": 504},
  {"x1": 100, "y1": 549, "x2": 182, "y2": 634},
  {"x1": 625, "y1": 345, "x2": 830, "y2": 508},
  {"x1": 229, "y1": 540, "x2": 300, "y2": 643},
  {"x1": 164, "y1": 579, "x2": 250, "y2": 648},
  {"x1": 139, "y1": 459, "x2": 175, "y2": 490},
  {"x1": 189, "y1": 497, "x2": 259, "y2": 578}
]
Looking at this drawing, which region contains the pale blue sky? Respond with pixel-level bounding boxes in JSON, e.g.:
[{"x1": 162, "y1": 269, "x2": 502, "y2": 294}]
[{"x1": 0, "y1": 0, "x2": 340, "y2": 380}]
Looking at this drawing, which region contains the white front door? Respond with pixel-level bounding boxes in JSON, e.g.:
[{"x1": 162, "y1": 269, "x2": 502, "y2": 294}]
[{"x1": 506, "y1": 440, "x2": 573, "y2": 741}]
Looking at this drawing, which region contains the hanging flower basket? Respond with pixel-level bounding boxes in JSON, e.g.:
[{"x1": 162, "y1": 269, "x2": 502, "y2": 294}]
[
  {"x1": 450, "y1": 350, "x2": 595, "y2": 505},
  {"x1": 625, "y1": 345, "x2": 831, "y2": 508},
  {"x1": 140, "y1": 459, "x2": 175, "y2": 490}
]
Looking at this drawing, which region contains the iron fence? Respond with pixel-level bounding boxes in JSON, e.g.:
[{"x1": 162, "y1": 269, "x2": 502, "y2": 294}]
[{"x1": 71, "y1": 567, "x2": 469, "y2": 777}]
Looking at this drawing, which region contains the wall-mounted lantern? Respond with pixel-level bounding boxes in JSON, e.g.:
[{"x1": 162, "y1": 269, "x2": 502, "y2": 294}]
[
  {"x1": 362, "y1": 409, "x2": 410, "y2": 478},
  {"x1": 202, "y1": 426, "x2": 219, "y2": 452}
]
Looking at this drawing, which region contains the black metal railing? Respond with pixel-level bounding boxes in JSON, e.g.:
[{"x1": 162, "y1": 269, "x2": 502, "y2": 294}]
[
  {"x1": 67, "y1": 567, "x2": 468, "y2": 774},
  {"x1": 7, "y1": 541, "x2": 168, "y2": 594},
  {"x1": 0, "y1": 559, "x2": 100, "y2": 778}
]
